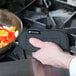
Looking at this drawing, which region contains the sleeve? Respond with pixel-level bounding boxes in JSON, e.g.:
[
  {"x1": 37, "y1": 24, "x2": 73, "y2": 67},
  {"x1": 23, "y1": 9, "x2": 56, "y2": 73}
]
[{"x1": 69, "y1": 57, "x2": 76, "y2": 76}]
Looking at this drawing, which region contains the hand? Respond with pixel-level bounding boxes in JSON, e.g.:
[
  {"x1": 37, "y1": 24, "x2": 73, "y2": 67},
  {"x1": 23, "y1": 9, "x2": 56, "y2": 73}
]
[{"x1": 29, "y1": 38, "x2": 74, "y2": 69}]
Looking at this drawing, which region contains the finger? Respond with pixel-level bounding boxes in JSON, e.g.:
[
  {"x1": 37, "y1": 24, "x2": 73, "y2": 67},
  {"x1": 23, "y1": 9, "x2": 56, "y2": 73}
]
[
  {"x1": 29, "y1": 37, "x2": 44, "y2": 48},
  {"x1": 32, "y1": 52, "x2": 41, "y2": 61},
  {"x1": 32, "y1": 51, "x2": 47, "y2": 65}
]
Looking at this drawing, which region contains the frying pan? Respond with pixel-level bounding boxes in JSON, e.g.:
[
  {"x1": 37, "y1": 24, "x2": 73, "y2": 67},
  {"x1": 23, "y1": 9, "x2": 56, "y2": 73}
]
[{"x1": 0, "y1": 9, "x2": 23, "y2": 54}]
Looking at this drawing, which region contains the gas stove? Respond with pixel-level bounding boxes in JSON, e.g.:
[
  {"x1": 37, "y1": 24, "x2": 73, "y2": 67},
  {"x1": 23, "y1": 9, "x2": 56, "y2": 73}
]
[
  {"x1": 0, "y1": 0, "x2": 76, "y2": 76},
  {"x1": 0, "y1": 0, "x2": 76, "y2": 62}
]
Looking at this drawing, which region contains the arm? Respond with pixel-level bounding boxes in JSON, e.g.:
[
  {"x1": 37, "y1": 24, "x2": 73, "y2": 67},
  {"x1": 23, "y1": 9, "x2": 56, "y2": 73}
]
[{"x1": 29, "y1": 38, "x2": 76, "y2": 75}]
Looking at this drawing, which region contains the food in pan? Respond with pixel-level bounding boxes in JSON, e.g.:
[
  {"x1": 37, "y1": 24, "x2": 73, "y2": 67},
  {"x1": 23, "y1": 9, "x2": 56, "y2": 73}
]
[{"x1": 0, "y1": 24, "x2": 19, "y2": 48}]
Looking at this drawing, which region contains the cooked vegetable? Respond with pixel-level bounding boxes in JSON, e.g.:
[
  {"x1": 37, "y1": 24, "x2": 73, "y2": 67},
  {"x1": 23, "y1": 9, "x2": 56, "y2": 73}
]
[
  {"x1": 0, "y1": 25, "x2": 17, "y2": 48},
  {"x1": 0, "y1": 24, "x2": 1, "y2": 26},
  {"x1": 9, "y1": 26, "x2": 16, "y2": 32}
]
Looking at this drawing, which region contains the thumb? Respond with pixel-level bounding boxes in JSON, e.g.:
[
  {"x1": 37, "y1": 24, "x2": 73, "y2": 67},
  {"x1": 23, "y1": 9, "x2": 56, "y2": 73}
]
[{"x1": 29, "y1": 38, "x2": 44, "y2": 48}]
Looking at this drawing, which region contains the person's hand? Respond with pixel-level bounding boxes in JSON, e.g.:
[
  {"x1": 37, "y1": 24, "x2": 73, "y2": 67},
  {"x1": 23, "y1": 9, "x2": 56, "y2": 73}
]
[{"x1": 29, "y1": 38, "x2": 75, "y2": 69}]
